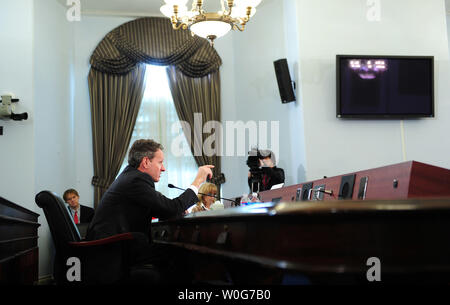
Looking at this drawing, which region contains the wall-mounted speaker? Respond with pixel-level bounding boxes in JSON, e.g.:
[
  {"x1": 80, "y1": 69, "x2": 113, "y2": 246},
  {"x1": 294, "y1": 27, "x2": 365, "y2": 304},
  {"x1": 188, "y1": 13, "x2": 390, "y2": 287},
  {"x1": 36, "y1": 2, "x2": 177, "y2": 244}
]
[{"x1": 273, "y1": 58, "x2": 296, "y2": 103}]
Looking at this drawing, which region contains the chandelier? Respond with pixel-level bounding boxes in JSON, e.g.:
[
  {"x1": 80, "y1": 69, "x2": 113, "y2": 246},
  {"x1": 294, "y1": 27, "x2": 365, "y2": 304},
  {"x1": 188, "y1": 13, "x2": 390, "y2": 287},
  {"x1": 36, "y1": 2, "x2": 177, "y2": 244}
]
[{"x1": 160, "y1": 0, "x2": 262, "y2": 45}]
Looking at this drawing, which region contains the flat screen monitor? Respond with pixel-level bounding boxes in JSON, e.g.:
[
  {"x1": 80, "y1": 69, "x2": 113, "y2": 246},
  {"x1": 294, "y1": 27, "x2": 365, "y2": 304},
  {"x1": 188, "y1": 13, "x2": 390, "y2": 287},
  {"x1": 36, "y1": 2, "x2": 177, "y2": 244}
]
[{"x1": 336, "y1": 55, "x2": 434, "y2": 118}]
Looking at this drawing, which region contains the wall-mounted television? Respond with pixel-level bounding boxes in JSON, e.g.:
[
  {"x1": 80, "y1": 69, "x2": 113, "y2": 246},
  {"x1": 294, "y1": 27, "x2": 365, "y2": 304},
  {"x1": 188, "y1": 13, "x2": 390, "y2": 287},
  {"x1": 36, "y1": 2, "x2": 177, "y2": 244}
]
[{"x1": 336, "y1": 55, "x2": 434, "y2": 118}]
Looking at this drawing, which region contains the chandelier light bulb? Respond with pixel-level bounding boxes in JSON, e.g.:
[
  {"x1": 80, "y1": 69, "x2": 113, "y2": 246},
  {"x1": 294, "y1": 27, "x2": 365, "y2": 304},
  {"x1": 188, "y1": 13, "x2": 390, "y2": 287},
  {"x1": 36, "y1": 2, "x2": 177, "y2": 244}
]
[
  {"x1": 231, "y1": 6, "x2": 256, "y2": 18},
  {"x1": 160, "y1": 4, "x2": 174, "y2": 18},
  {"x1": 190, "y1": 20, "x2": 232, "y2": 39}
]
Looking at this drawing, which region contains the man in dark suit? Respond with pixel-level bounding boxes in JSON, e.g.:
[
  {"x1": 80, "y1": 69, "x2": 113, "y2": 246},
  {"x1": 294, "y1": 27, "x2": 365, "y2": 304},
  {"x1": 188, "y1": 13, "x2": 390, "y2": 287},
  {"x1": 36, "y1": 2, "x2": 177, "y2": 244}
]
[
  {"x1": 63, "y1": 189, "x2": 95, "y2": 224},
  {"x1": 86, "y1": 139, "x2": 213, "y2": 281}
]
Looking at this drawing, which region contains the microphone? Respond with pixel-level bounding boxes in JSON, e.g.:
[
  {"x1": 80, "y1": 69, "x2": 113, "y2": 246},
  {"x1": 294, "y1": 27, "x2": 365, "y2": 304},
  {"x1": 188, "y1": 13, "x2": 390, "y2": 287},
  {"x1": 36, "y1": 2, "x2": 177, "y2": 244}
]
[
  {"x1": 168, "y1": 184, "x2": 239, "y2": 205},
  {"x1": 168, "y1": 183, "x2": 185, "y2": 191}
]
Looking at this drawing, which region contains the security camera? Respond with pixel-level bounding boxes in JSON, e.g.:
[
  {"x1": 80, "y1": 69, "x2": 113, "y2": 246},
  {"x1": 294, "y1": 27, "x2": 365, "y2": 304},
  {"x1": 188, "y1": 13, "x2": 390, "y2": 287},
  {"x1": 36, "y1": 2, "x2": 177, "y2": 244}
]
[{"x1": 0, "y1": 95, "x2": 28, "y2": 121}]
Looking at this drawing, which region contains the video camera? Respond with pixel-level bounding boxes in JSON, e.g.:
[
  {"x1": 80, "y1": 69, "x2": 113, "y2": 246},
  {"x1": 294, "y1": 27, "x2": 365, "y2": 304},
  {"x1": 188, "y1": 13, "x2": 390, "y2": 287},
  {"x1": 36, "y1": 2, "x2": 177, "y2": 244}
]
[
  {"x1": 246, "y1": 148, "x2": 272, "y2": 192},
  {"x1": 0, "y1": 95, "x2": 28, "y2": 121},
  {"x1": 246, "y1": 148, "x2": 272, "y2": 170}
]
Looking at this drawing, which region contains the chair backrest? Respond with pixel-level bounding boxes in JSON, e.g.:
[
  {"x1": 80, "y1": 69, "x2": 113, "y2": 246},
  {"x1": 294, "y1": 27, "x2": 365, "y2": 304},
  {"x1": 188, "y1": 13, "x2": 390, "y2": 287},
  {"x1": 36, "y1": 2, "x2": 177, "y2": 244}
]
[{"x1": 35, "y1": 190, "x2": 81, "y2": 251}]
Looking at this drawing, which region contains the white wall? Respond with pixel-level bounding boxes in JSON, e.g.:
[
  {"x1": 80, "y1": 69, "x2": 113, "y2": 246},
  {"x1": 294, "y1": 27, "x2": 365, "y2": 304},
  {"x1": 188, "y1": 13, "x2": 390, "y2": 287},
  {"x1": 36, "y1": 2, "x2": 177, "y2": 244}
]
[
  {"x1": 218, "y1": 0, "x2": 306, "y2": 197},
  {"x1": 297, "y1": 0, "x2": 450, "y2": 180},
  {"x1": 446, "y1": 1, "x2": 450, "y2": 49},
  {"x1": 283, "y1": 0, "x2": 307, "y2": 185},
  {"x1": 0, "y1": 1, "x2": 35, "y2": 209},
  {"x1": 33, "y1": 0, "x2": 79, "y2": 278},
  {"x1": 0, "y1": 0, "x2": 74, "y2": 278},
  {"x1": 214, "y1": 32, "x2": 238, "y2": 197}
]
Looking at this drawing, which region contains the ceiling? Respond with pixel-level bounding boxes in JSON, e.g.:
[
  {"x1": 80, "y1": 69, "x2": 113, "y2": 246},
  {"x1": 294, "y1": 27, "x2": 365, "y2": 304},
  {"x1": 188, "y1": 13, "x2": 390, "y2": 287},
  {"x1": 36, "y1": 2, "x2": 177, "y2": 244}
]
[
  {"x1": 58, "y1": 0, "x2": 450, "y2": 17},
  {"x1": 58, "y1": 0, "x2": 270, "y2": 17},
  {"x1": 57, "y1": 0, "x2": 162, "y2": 17}
]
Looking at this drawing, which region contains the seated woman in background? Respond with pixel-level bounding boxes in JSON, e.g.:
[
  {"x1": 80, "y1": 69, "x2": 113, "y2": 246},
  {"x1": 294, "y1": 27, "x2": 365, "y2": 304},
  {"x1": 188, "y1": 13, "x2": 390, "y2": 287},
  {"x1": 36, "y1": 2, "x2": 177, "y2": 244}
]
[{"x1": 191, "y1": 182, "x2": 217, "y2": 213}]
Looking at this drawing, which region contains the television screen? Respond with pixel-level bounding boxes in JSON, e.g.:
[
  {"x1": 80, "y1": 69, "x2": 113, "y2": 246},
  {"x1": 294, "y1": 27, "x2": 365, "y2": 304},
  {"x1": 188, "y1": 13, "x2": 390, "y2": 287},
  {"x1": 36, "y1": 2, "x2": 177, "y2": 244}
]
[{"x1": 336, "y1": 55, "x2": 434, "y2": 118}]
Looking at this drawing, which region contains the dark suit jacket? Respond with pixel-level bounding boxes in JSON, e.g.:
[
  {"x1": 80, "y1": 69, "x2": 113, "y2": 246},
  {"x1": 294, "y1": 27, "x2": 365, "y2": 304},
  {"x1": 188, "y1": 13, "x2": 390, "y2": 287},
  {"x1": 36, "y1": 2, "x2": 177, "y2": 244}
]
[
  {"x1": 86, "y1": 165, "x2": 197, "y2": 241},
  {"x1": 248, "y1": 166, "x2": 285, "y2": 192},
  {"x1": 67, "y1": 204, "x2": 95, "y2": 224}
]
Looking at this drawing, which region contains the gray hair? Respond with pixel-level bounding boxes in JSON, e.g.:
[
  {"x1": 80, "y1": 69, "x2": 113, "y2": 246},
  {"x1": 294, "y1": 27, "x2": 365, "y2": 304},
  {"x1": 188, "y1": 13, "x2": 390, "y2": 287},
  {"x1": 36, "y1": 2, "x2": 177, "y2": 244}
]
[
  {"x1": 259, "y1": 149, "x2": 276, "y2": 166},
  {"x1": 128, "y1": 139, "x2": 163, "y2": 168}
]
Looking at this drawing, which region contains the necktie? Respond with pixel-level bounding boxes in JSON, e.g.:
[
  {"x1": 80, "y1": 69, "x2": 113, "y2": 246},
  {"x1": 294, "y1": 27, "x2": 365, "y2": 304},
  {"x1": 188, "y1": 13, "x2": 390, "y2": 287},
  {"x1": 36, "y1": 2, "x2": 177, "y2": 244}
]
[
  {"x1": 74, "y1": 211, "x2": 79, "y2": 224},
  {"x1": 263, "y1": 174, "x2": 269, "y2": 189}
]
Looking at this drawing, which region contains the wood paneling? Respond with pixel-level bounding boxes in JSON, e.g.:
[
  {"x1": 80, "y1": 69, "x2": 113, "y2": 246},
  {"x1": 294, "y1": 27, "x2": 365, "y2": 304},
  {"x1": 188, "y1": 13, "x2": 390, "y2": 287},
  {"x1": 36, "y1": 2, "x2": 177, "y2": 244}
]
[
  {"x1": 259, "y1": 161, "x2": 450, "y2": 203},
  {"x1": 0, "y1": 197, "x2": 40, "y2": 284},
  {"x1": 153, "y1": 198, "x2": 450, "y2": 284}
]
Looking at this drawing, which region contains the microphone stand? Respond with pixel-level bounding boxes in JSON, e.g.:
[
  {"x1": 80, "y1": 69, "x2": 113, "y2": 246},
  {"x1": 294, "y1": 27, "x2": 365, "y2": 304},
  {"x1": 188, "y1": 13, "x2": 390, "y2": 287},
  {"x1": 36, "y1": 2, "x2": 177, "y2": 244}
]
[{"x1": 168, "y1": 184, "x2": 240, "y2": 206}]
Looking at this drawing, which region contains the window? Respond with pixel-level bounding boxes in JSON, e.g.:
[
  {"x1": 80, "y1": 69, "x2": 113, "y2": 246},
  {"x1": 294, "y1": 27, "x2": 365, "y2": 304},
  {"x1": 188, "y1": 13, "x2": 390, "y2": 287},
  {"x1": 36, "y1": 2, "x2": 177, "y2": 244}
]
[{"x1": 118, "y1": 65, "x2": 198, "y2": 198}]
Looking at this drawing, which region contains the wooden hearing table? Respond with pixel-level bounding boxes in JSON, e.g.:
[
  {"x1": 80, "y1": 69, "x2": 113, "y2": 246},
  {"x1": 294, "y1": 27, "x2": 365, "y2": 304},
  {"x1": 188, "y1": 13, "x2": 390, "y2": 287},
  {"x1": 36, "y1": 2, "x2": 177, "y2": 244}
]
[{"x1": 152, "y1": 198, "x2": 450, "y2": 284}]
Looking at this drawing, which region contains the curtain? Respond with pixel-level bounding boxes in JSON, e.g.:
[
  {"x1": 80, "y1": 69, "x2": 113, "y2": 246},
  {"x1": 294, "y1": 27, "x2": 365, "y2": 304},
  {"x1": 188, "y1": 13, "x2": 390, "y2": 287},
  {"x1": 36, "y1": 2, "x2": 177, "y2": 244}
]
[
  {"x1": 166, "y1": 66, "x2": 222, "y2": 192},
  {"x1": 88, "y1": 17, "x2": 222, "y2": 206},
  {"x1": 117, "y1": 65, "x2": 199, "y2": 199},
  {"x1": 90, "y1": 17, "x2": 221, "y2": 77},
  {"x1": 88, "y1": 64, "x2": 147, "y2": 208}
]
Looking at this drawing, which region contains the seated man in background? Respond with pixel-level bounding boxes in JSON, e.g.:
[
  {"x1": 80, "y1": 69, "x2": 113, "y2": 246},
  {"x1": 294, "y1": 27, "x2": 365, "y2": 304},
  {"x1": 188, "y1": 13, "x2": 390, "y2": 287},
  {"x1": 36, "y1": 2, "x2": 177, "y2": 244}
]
[
  {"x1": 63, "y1": 188, "x2": 94, "y2": 224},
  {"x1": 86, "y1": 139, "x2": 213, "y2": 283}
]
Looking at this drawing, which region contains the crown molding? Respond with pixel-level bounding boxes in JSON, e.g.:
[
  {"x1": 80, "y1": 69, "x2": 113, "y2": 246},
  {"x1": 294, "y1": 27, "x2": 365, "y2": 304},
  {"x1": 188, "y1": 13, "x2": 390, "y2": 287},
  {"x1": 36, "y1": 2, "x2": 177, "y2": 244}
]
[{"x1": 81, "y1": 10, "x2": 161, "y2": 18}]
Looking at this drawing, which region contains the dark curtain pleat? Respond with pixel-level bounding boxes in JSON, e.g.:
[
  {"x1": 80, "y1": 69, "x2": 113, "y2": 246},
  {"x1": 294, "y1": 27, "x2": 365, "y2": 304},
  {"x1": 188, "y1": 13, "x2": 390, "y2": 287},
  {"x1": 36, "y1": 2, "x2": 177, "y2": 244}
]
[
  {"x1": 89, "y1": 64, "x2": 147, "y2": 207},
  {"x1": 166, "y1": 66, "x2": 222, "y2": 195}
]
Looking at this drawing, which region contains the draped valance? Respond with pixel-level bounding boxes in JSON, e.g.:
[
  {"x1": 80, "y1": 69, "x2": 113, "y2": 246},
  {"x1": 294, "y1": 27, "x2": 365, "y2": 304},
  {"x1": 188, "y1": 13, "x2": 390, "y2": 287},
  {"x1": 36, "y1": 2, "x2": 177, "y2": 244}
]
[{"x1": 89, "y1": 17, "x2": 222, "y2": 77}]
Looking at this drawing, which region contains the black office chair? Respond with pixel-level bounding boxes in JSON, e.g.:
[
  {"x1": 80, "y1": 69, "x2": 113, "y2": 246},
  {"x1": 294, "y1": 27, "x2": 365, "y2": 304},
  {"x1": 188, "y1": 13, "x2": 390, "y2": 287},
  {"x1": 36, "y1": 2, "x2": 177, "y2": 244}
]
[{"x1": 35, "y1": 190, "x2": 159, "y2": 285}]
